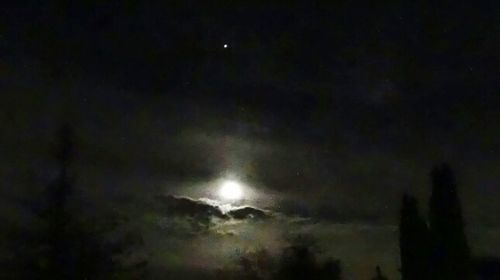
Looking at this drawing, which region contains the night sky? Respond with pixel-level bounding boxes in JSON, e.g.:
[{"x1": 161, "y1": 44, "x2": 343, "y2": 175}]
[{"x1": 1, "y1": 1, "x2": 499, "y2": 279}]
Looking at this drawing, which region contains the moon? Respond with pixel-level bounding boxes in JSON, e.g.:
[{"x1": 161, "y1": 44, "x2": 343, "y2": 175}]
[{"x1": 218, "y1": 180, "x2": 243, "y2": 201}]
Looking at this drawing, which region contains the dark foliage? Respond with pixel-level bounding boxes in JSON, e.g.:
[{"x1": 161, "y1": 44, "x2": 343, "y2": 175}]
[
  {"x1": 275, "y1": 242, "x2": 342, "y2": 280},
  {"x1": 319, "y1": 258, "x2": 342, "y2": 280},
  {"x1": 275, "y1": 245, "x2": 317, "y2": 280},
  {"x1": 429, "y1": 164, "x2": 471, "y2": 280},
  {"x1": 3, "y1": 125, "x2": 148, "y2": 279},
  {"x1": 399, "y1": 194, "x2": 429, "y2": 280},
  {"x1": 399, "y1": 164, "x2": 473, "y2": 280},
  {"x1": 229, "y1": 241, "x2": 342, "y2": 280}
]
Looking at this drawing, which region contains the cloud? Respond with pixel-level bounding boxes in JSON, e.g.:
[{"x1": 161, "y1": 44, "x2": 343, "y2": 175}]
[
  {"x1": 151, "y1": 195, "x2": 270, "y2": 232},
  {"x1": 228, "y1": 206, "x2": 269, "y2": 220},
  {"x1": 155, "y1": 195, "x2": 227, "y2": 220}
]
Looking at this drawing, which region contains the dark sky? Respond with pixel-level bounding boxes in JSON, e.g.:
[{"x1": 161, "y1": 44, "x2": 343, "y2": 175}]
[{"x1": 1, "y1": 1, "x2": 499, "y2": 279}]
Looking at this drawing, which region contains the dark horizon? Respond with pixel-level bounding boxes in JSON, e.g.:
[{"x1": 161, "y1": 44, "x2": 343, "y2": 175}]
[{"x1": 1, "y1": 1, "x2": 499, "y2": 279}]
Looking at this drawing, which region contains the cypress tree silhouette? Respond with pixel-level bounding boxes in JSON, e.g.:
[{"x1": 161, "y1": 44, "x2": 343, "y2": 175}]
[
  {"x1": 429, "y1": 164, "x2": 471, "y2": 280},
  {"x1": 399, "y1": 194, "x2": 429, "y2": 280}
]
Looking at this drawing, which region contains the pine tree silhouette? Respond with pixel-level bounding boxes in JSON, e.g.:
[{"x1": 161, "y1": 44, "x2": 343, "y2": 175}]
[
  {"x1": 399, "y1": 194, "x2": 430, "y2": 280},
  {"x1": 6, "y1": 125, "x2": 148, "y2": 279},
  {"x1": 429, "y1": 164, "x2": 471, "y2": 280}
]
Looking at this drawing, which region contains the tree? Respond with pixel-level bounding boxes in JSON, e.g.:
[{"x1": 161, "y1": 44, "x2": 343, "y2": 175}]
[
  {"x1": 4, "y1": 125, "x2": 79, "y2": 279},
  {"x1": 276, "y1": 245, "x2": 317, "y2": 280},
  {"x1": 5, "y1": 125, "x2": 148, "y2": 279},
  {"x1": 428, "y1": 164, "x2": 471, "y2": 280},
  {"x1": 319, "y1": 258, "x2": 342, "y2": 280},
  {"x1": 275, "y1": 242, "x2": 341, "y2": 280},
  {"x1": 399, "y1": 194, "x2": 430, "y2": 280}
]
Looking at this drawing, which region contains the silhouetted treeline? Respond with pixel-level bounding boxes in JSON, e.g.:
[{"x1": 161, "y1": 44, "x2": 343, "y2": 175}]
[
  {"x1": 221, "y1": 240, "x2": 342, "y2": 280},
  {"x1": 399, "y1": 164, "x2": 472, "y2": 280},
  {"x1": 276, "y1": 244, "x2": 341, "y2": 280},
  {"x1": 1, "y1": 125, "x2": 148, "y2": 279}
]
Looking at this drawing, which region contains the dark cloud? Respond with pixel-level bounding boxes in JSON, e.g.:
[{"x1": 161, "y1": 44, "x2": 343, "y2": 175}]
[
  {"x1": 152, "y1": 195, "x2": 269, "y2": 227},
  {"x1": 155, "y1": 195, "x2": 227, "y2": 220},
  {"x1": 228, "y1": 206, "x2": 269, "y2": 220}
]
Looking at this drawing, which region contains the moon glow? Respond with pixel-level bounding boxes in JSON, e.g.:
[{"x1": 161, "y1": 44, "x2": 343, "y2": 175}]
[{"x1": 218, "y1": 180, "x2": 243, "y2": 201}]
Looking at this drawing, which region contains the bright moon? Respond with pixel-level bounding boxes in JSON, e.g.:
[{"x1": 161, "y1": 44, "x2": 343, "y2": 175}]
[
  {"x1": 223, "y1": 43, "x2": 228, "y2": 48},
  {"x1": 218, "y1": 180, "x2": 243, "y2": 200}
]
